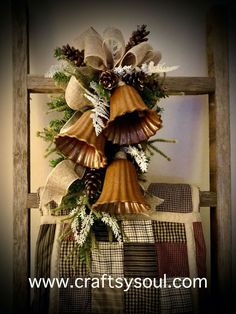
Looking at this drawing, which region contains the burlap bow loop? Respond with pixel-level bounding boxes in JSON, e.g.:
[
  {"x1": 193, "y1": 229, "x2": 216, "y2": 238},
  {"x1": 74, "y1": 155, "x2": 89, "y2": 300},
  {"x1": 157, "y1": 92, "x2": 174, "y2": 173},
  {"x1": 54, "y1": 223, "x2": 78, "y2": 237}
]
[
  {"x1": 121, "y1": 42, "x2": 162, "y2": 67},
  {"x1": 73, "y1": 27, "x2": 162, "y2": 71},
  {"x1": 39, "y1": 160, "x2": 85, "y2": 214},
  {"x1": 74, "y1": 27, "x2": 108, "y2": 70},
  {"x1": 102, "y1": 27, "x2": 126, "y2": 68},
  {"x1": 65, "y1": 76, "x2": 93, "y2": 111}
]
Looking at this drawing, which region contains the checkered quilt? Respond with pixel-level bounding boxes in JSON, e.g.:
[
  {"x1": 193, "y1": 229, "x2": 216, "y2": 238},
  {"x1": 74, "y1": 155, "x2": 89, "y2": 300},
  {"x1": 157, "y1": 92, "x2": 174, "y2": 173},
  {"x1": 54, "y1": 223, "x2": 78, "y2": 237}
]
[{"x1": 32, "y1": 183, "x2": 206, "y2": 314}]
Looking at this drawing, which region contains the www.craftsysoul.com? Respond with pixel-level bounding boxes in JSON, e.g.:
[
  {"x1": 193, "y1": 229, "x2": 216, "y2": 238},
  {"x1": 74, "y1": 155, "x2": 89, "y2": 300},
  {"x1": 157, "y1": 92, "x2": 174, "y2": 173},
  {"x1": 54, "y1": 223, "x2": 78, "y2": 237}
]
[{"x1": 29, "y1": 274, "x2": 207, "y2": 291}]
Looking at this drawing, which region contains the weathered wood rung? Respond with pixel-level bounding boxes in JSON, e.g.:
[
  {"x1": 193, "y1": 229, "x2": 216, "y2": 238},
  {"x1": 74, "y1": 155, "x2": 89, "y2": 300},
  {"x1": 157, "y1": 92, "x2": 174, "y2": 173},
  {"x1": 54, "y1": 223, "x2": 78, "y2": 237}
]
[
  {"x1": 27, "y1": 191, "x2": 217, "y2": 208},
  {"x1": 27, "y1": 75, "x2": 215, "y2": 95}
]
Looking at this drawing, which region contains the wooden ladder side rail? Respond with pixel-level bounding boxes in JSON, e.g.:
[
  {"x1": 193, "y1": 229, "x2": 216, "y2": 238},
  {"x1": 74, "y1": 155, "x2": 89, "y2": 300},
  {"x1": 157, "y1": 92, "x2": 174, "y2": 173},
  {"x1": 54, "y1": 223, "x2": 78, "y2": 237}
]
[
  {"x1": 12, "y1": 0, "x2": 30, "y2": 313},
  {"x1": 207, "y1": 6, "x2": 231, "y2": 301}
]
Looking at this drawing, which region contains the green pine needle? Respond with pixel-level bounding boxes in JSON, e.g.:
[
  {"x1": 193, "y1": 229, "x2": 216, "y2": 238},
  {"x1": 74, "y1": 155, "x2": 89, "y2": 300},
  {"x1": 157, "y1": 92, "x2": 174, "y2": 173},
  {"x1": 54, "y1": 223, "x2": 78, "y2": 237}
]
[
  {"x1": 54, "y1": 47, "x2": 64, "y2": 60},
  {"x1": 49, "y1": 156, "x2": 65, "y2": 167},
  {"x1": 148, "y1": 138, "x2": 177, "y2": 144},
  {"x1": 147, "y1": 143, "x2": 171, "y2": 161},
  {"x1": 53, "y1": 72, "x2": 70, "y2": 88}
]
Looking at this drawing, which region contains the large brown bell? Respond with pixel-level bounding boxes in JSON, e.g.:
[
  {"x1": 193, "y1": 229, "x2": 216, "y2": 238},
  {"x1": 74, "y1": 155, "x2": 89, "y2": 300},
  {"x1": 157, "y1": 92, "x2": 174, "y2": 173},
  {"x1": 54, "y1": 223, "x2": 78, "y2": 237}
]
[
  {"x1": 92, "y1": 152, "x2": 150, "y2": 214},
  {"x1": 103, "y1": 83, "x2": 162, "y2": 145},
  {"x1": 54, "y1": 110, "x2": 107, "y2": 169}
]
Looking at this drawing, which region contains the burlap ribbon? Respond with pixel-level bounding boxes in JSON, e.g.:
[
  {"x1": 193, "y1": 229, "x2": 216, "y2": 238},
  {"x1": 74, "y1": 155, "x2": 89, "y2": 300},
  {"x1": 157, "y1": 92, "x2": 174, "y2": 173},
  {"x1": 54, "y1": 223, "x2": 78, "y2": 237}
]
[
  {"x1": 65, "y1": 76, "x2": 92, "y2": 111},
  {"x1": 39, "y1": 160, "x2": 85, "y2": 213},
  {"x1": 65, "y1": 27, "x2": 161, "y2": 111}
]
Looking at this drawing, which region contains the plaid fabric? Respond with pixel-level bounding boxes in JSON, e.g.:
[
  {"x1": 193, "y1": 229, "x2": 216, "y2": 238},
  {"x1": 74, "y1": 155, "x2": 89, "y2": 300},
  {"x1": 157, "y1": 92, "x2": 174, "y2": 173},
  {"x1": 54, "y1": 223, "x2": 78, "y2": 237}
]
[
  {"x1": 193, "y1": 222, "x2": 206, "y2": 277},
  {"x1": 59, "y1": 239, "x2": 88, "y2": 278},
  {"x1": 148, "y1": 183, "x2": 193, "y2": 213},
  {"x1": 122, "y1": 220, "x2": 155, "y2": 243},
  {"x1": 92, "y1": 282, "x2": 123, "y2": 314},
  {"x1": 91, "y1": 242, "x2": 124, "y2": 277},
  {"x1": 31, "y1": 224, "x2": 56, "y2": 314},
  {"x1": 152, "y1": 221, "x2": 187, "y2": 243},
  {"x1": 59, "y1": 278, "x2": 91, "y2": 314},
  {"x1": 156, "y1": 243, "x2": 189, "y2": 277},
  {"x1": 124, "y1": 243, "x2": 157, "y2": 278},
  {"x1": 34, "y1": 183, "x2": 206, "y2": 314},
  {"x1": 93, "y1": 222, "x2": 119, "y2": 242},
  {"x1": 159, "y1": 278, "x2": 193, "y2": 313},
  {"x1": 125, "y1": 285, "x2": 159, "y2": 314}
]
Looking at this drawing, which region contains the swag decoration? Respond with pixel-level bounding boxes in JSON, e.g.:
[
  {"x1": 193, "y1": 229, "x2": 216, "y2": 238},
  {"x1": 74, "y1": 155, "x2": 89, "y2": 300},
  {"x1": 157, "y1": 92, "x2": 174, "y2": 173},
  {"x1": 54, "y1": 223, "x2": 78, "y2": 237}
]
[{"x1": 39, "y1": 25, "x2": 177, "y2": 262}]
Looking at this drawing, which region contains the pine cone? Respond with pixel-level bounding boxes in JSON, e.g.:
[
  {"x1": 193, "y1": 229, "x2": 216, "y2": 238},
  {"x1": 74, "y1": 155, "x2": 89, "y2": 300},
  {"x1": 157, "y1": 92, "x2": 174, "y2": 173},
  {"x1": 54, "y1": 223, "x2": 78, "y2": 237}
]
[
  {"x1": 61, "y1": 44, "x2": 85, "y2": 67},
  {"x1": 99, "y1": 70, "x2": 119, "y2": 90},
  {"x1": 84, "y1": 168, "x2": 105, "y2": 202},
  {"x1": 125, "y1": 24, "x2": 150, "y2": 52},
  {"x1": 145, "y1": 75, "x2": 166, "y2": 97},
  {"x1": 123, "y1": 71, "x2": 146, "y2": 91}
]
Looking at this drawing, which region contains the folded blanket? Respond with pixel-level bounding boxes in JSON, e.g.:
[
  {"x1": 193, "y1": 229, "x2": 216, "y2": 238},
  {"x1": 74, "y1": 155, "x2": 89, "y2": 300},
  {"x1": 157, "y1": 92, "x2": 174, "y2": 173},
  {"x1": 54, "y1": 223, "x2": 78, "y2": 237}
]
[{"x1": 32, "y1": 183, "x2": 206, "y2": 314}]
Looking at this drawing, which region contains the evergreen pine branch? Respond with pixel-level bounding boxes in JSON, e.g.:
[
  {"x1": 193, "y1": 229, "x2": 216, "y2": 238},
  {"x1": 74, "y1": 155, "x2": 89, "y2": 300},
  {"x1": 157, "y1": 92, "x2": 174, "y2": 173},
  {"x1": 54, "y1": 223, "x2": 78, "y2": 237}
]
[
  {"x1": 59, "y1": 223, "x2": 73, "y2": 241},
  {"x1": 54, "y1": 47, "x2": 64, "y2": 60},
  {"x1": 90, "y1": 81, "x2": 110, "y2": 100},
  {"x1": 145, "y1": 144, "x2": 154, "y2": 156},
  {"x1": 53, "y1": 71, "x2": 71, "y2": 88},
  {"x1": 148, "y1": 138, "x2": 177, "y2": 144},
  {"x1": 44, "y1": 147, "x2": 57, "y2": 158},
  {"x1": 147, "y1": 143, "x2": 171, "y2": 161},
  {"x1": 47, "y1": 105, "x2": 68, "y2": 113},
  {"x1": 47, "y1": 95, "x2": 67, "y2": 110},
  {"x1": 49, "y1": 155, "x2": 65, "y2": 167}
]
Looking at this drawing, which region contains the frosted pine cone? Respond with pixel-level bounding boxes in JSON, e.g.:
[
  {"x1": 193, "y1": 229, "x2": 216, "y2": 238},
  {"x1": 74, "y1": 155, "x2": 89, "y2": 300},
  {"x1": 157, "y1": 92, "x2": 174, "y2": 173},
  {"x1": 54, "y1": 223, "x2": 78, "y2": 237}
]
[
  {"x1": 123, "y1": 71, "x2": 146, "y2": 91},
  {"x1": 99, "y1": 70, "x2": 119, "y2": 90}
]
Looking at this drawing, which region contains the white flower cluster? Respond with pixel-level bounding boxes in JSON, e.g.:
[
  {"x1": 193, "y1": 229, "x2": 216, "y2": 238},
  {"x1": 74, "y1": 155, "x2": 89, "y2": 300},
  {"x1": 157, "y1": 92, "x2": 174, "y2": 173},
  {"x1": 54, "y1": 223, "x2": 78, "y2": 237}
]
[
  {"x1": 124, "y1": 145, "x2": 149, "y2": 173},
  {"x1": 101, "y1": 212, "x2": 122, "y2": 242},
  {"x1": 113, "y1": 65, "x2": 133, "y2": 76},
  {"x1": 113, "y1": 61, "x2": 179, "y2": 78},
  {"x1": 68, "y1": 194, "x2": 123, "y2": 249},
  {"x1": 140, "y1": 61, "x2": 179, "y2": 75},
  {"x1": 84, "y1": 82, "x2": 110, "y2": 136},
  {"x1": 71, "y1": 211, "x2": 94, "y2": 247}
]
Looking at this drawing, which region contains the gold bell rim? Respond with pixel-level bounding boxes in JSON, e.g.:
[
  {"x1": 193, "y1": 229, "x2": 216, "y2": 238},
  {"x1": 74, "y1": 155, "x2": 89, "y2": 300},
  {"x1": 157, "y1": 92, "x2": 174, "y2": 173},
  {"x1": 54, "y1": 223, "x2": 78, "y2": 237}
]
[
  {"x1": 54, "y1": 133, "x2": 105, "y2": 158},
  {"x1": 104, "y1": 107, "x2": 148, "y2": 128},
  {"x1": 54, "y1": 134, "x2": 107, "y2": 168},
  {"x1": 93, "y1": 201, "x2": 151, "y2": 214}
]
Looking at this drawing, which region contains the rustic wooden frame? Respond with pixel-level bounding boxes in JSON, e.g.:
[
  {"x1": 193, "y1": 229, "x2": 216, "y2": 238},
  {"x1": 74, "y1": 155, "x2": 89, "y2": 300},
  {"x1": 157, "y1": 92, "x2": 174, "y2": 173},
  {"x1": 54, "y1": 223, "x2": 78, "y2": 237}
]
[{"x1": 12, "y1": 1, "x2": 231, "y2": 313}]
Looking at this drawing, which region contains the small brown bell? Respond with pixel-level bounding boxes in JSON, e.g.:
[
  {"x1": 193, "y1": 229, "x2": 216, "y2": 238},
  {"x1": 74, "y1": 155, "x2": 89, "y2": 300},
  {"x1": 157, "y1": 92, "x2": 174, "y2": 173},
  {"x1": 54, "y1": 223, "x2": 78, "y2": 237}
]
[
  {"x1": 54, "y1": 110, "x2": 107, "y2": 169},
  {"x1": 103, "y1": 83, "x2": 162, "y2": 145},
  {"x1": 92, "y1": 152, "x2": 150, "y2": 214}
]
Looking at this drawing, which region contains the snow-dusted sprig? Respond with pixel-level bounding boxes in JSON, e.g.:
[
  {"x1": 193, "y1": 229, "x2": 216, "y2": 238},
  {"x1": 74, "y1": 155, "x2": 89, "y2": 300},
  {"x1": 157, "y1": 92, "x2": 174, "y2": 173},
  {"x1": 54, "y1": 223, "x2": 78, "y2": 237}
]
[
  {"x1": 84, "y1": 81, "x2": 110, "y2": 136},
  {"x1": 124, "y1": 145, "x2": 149, "y2": 173},
  {"x1": 67, "y1": 194, "x2": 91, "y2": 247},
  {"x1": 45, "y1": 60, "x2": 77, "y2": 78},
  {"x1": 113, "y1": 65, "x2": 133, "y2": 76},
  {"x1": 101, "y1": 212, "x2": 122, "y2": 243},
  {"x1": 71, "y1": 211, "x2": 94, "y2": 247},
  {"x1": 140, "y1": 61, "x2": 179, "y2": 76}
]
